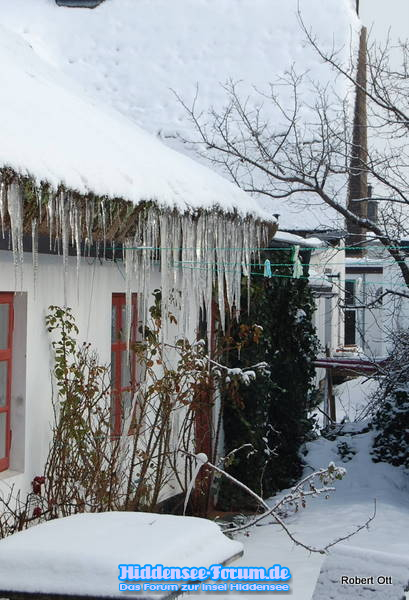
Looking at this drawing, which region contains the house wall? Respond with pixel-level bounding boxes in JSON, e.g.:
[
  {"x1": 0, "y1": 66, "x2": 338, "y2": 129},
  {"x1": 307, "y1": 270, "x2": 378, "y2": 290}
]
[
  {"x1": 356, "y1": 271, "x2": 384, "y2": 357},
  {"x1": 0, "y1": 250, "x2": 200, "y2": 504},
  {"x1": 381, "y1": 260, "x2": 409, "y2": 351},
  {"x1": 310, "y1": 244, "x2": 345, "y2": 354},
  {"x1": 309, "y1": 244, "x2": 346, "y2": 394},
  {"x1": 344, "y1": 247, "x2": 409, "y2": 358}
]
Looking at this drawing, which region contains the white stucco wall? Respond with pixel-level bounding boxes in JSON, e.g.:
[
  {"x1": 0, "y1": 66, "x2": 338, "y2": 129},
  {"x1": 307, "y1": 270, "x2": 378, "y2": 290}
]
[
  {"x1": 0, "y1": 249, "x2": 200, "y2": 504},
  {"x1": 310, "y1": 243, "x2": 345, "y2": 355},
  {"x1": 345, "y1": 247, "x2": 409, "y2": 358}
]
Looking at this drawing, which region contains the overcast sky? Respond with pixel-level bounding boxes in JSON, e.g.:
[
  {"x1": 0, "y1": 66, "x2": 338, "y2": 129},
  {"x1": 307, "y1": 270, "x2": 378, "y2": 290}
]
[{"x1": 360, "y1": 0, "x2": 409, "y2": 42}]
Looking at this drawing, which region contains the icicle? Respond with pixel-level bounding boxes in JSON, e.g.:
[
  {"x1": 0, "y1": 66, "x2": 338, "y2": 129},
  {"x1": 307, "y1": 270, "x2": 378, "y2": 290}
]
[
  {"x1": 47, "y1": 193, "x2": 55, "y2": 251},
  {"x1": 202, "y1": 213, "x2": 215, "y2": 347},
  {"x1": 160, "y1": 212, "x2": 170, "y2": 348},
  {"x1": 183, "y1": 453, "x2": 208, "y2": 515},
  {"x1": 84, "y1": 200, "x2": 93, "y2": 256},
  {"x1": 31, "y1": 219, "x2": 38, "y2": 295},
  {"x1": 38, "y1": 187, "x2": 43, "y2": 224},
  {"x1": 58, "y1": 191, "x2": 69, "y2": 306},
  {"x1": 140, "y1": 207, "x2": 158, "y2": 338},
  {"x1": 0, "y1": 181, "x2": 6, "y2": 239},
  {"x1": 136, "y1": 213, "x2": 146, "y2": 338},
  {"x1": 100, "y1": 199, "x2": 107, "y2": 260},
  {"x1": 72, "y1": 201, "x2": 82, "y2": 298},
  {"x1": 124, "y1": 238, "x2": 133, "y2": 354},
  {"x1": 7, "y1": 182, "x2": 24, "y2": 290},
  {"x1": 215, "y1": 217, "x2": 225, "y2": 331}
]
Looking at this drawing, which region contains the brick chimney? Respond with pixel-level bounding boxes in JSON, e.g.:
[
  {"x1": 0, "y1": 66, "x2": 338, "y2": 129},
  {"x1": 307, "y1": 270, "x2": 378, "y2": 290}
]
[{"x1": 346, "y1": 26, "x2": 368, "y2": 257}]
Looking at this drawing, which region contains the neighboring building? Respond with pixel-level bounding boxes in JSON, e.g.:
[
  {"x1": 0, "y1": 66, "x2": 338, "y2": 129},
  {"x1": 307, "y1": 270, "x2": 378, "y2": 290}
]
[
  {"x1": 273, "y1": 230, "x2": 346, "y2": 356},
  {"x1": 342, "y1": 20, "x2": 409, "y2": 358},
  {"x1": 344, "y1": 243, "x2": 409, "y2": 358}
]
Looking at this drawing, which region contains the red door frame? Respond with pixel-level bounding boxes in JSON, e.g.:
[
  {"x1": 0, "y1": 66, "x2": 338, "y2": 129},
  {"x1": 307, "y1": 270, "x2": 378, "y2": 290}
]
[
  {"x1": 111, "y1": 293, "x2": 138, "y2": 437},
  {"x1": 0, "y1": 293, "x2": 13, "y2": 472}
]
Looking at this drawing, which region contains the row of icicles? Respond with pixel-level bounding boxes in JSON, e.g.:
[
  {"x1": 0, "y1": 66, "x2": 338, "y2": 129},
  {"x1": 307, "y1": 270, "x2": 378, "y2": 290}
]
[{"x1": 1, "y1": 180, "x2": 270, "y2": 340}]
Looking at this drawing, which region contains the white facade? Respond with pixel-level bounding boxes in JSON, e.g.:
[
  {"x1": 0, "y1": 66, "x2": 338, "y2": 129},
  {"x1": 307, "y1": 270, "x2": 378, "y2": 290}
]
[
  {"x1": 0, "y1": 252, "x2": 157, "y2": 493},
  {"x1": 0, "y1": 246, "x2": 211, "y2": 509},
  {"x1": 309, "y1": 243, "x2": 346, "y2": 354},
  {"x1": 345, "y1": 248, "x2": 409, "y2": 358}
]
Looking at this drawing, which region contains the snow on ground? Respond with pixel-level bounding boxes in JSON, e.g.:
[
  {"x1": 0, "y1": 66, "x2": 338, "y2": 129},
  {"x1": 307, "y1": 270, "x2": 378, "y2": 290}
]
[
  {"x1": 312, "y1": 546, "x2": 409, "y2": 599},
  {"x1": 0, "y1": 0, "x2": 359, "y2": 230},
  {"x1": 189, "y1": 379, "x2": 409, "y2": 599},
  {"x1": 312, "y1": 375, "x2": 380, "y2": 429},
  {"x1": 0, "y1": 383, "x2": 407, "y2": 599},
  {"x1": 334, "y1": 376, "x2": 380, "y2": 422}
]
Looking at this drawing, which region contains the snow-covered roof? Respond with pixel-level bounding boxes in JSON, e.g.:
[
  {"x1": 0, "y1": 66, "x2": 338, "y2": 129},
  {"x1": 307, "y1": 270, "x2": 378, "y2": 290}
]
[
  {"x1": 274, "y1": 231, "x2": 326, "y2": 249},
  {"x1": 0, "y1": 19, "x2": 272, "y2": 220},
  {"x1": 308, "y1": 269, "x2": 333, "y2": 291},
  {"x1": 0, "y1": 512, "x2": 243, "y2": 598},
  {"x1": 0, "y1": 0, "x2": 359, "y2": 229}
]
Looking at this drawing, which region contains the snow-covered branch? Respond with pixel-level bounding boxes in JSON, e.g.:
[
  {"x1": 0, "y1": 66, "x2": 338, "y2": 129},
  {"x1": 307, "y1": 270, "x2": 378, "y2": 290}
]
[{"x1": 182, "y1": 452, "x2": 373, "y2": 554}]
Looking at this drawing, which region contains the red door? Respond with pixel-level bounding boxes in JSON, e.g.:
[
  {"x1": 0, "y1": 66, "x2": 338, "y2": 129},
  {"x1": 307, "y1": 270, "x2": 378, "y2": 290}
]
[{"x1": 0, "y1": 293, "x2": 13, "y2": 472}]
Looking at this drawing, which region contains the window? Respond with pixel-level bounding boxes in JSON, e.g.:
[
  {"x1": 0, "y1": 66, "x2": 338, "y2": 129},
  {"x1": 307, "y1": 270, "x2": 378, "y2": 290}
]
[
  {"x1": 111, "y1": 294, "x2": 139, "y2": 437},
  {"x1": 345, "y1": 310, "x2": 356, "y2": 346},
  {"x1": 345, "y1": 280, "x2": 356, "y2": 306},
  {"x1": 0, "y1": 294, "x2": 13, "y2": 472}
]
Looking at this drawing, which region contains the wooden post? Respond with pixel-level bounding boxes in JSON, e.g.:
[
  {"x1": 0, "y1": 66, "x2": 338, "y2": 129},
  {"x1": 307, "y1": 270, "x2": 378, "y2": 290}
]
[{"x1": 325, "y1": 346, "x2": 336, "y2": 423}]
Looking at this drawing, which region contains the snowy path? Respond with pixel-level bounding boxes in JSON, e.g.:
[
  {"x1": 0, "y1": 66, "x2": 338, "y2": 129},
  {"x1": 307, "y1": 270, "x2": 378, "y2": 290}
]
[{"x1": 189, "y1": 424, "x2": 409, "y2": 599}]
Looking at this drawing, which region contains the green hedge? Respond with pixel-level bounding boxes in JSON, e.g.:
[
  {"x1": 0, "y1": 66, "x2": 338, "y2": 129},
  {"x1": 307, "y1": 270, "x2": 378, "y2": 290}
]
[{"x1": 216, "y1": 250, "x2": 319, "y2": 509}]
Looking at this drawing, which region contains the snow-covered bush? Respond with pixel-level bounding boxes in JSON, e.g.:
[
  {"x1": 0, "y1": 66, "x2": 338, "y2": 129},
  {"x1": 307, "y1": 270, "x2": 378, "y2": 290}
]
[
  {"x1": 372, "y1": 389, "x2": 409, "y2": 468},
  {"x1": 337, "y1": 440, "x2": 357, "y2": 463},
  {"x1": 372, "y1": 330, "x2": 409, "y2": 468}
]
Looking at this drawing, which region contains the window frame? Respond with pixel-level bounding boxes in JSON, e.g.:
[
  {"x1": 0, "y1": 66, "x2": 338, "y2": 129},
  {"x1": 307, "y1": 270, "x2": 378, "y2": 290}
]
[
  {"x1": 111, "y1": 293, "x2": 138, "y2": 437},
  {"x1": 0, "y1": 293, "x2": 14, "y2": 472}
]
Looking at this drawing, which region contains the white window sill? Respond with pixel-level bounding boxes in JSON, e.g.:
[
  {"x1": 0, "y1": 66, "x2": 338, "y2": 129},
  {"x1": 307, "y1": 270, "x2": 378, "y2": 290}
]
[{"x1": 0, "y1": 469, "x2": 21, "y2": 481}]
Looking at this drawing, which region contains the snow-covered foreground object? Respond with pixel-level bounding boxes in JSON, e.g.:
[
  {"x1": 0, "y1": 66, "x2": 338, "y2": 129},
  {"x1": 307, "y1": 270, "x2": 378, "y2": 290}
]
[{"x1": 0, "y1": 512, "x2": 243, "y2": 598}]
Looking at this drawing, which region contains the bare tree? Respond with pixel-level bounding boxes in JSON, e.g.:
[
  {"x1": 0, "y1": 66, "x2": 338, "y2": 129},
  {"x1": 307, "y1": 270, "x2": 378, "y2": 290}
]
[{"x1": 175, "y1": 14, "x2": 409, "y2": 289}]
